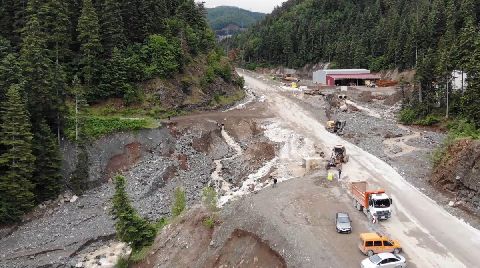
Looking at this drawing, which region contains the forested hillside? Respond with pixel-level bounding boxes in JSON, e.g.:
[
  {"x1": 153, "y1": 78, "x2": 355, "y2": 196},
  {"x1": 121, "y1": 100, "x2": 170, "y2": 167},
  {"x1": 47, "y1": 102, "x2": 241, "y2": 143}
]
[
  {"x1": 232, "y1": 0, "x2": 480, "y2": 127},
  {"x1": 207, "y1": 6, "x2": 265, "y2": 31},
  {"x1": 0, "y1": 0, "x2": 241, "y2": 224}
]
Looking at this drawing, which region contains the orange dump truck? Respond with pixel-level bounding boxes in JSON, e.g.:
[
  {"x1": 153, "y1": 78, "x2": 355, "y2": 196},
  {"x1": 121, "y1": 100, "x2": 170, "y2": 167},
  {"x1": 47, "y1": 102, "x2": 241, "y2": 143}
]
[{"x1": 351, "y1": 181, "x2": 392, "y2": 221}]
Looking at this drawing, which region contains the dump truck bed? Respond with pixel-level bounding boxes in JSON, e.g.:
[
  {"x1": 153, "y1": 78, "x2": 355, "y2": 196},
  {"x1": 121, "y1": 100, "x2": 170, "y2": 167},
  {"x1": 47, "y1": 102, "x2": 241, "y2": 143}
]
[{"x1": 351, "y1": 181, "x2": 368, "y2": 207}]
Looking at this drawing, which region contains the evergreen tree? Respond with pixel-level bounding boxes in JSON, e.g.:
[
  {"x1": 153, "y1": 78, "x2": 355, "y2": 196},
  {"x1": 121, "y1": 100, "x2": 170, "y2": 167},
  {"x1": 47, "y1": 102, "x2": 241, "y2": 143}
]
[
  {"x1": 120, "y1": 0, "x2": 147, "y2": 43},
  {"x1": 70, "y1": 77, "x2": 90, "y2": 194},
  {"x1": 462, "y1": 25, "x2": 480, "y2": 127},
  {"x1": 32, "y1": 119, "x2": 63, "y2": 202},
  {"x1": 0, "y1": 84, "x2": 35, "y2": 223},
  {"x1": 0, "y1": 47, "x2": 22, "y2": 104},
  {"x1": 38, "y1": 0, "x2": 71, "y2": 64},
  {"x1": 99, "y1": 47, "x2": 129, "y2": 98},
  {"x1": 77, "y1": 0, "x2": 102, "y2": 87},
  {"x1": 20, "y1": 0, "x2": 57, "y2": 128},
  {"x1": 100, "y1": 0, "x2": 126, "y2": 56},
  {"x1": 112, "y1": 175, "x2": 156, "y2": 251}
]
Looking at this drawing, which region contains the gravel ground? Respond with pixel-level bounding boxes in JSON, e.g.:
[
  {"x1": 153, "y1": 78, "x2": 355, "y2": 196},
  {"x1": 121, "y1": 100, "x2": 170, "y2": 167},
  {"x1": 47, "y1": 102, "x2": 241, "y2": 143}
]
[{"x1": 299, "y1": 92, "x2": 480, "y2": 228}]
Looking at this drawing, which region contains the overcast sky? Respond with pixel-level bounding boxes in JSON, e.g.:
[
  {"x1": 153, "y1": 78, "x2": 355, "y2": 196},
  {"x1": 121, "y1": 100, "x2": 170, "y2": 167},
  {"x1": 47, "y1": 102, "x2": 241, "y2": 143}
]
[{"x1": 202, "y1": 0, "x2": 287, "y2": 13}]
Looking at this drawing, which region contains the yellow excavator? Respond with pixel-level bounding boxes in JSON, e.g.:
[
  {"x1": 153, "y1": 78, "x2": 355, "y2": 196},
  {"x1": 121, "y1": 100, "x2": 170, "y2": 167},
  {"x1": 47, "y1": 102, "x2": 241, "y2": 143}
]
[{"x1": 326, "y1": 120, "x2": 346, "y2": 135}]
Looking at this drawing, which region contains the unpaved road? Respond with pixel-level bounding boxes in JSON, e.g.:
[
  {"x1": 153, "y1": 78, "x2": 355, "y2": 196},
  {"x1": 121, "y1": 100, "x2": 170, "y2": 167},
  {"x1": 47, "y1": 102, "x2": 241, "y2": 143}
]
[{"x1": 239, "y1": 69, "x2": 480, "y2": 268}]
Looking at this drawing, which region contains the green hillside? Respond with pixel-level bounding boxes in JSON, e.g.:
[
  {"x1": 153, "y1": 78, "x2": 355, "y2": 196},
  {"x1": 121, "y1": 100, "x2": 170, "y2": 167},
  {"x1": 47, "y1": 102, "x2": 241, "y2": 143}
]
[
  {"x1": 207, "y1": 6, "x2": 265, "y2": 31},
  {"x1": 0, "y1": 0, "x2": 242, "y2": 224}
]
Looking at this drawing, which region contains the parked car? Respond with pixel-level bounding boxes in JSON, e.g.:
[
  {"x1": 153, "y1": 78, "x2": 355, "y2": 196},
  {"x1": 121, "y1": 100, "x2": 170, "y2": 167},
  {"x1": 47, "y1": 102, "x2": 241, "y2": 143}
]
[
  {"x1": 361, "y1": 253, "x2": 407, "y2": 268},
  {"x1": 359, "y1": 233, "x2": 402, "y2": 256},
  {"x1": 335, "y1": 212, "x2": 352, "y2": 233}
]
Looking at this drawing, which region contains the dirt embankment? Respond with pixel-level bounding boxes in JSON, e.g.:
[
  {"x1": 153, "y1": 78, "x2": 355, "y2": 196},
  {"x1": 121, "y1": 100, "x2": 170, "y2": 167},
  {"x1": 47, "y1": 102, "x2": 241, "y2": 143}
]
[
  {"x1": 133, "y1": 207, "x2": 286, "y2": 268},
  {"x1": 430, "y1": 139, "x2": 480, "y2": 213}
]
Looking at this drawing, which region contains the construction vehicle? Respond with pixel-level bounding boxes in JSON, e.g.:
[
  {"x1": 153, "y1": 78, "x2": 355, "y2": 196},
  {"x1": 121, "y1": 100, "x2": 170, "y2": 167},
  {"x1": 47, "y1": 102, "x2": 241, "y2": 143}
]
[
  {"x1": 326, "y1": 120, "x2": 346, "y2": 135},
  {"x1": 326, "y1": 145, "x2": 349, "y2": 169},
  {"x1": 282, "y1": 74, "x2": 300, "y2": 83},
  {"x1": 351, "y1": 181, "x2": 392, "y2": 221}
]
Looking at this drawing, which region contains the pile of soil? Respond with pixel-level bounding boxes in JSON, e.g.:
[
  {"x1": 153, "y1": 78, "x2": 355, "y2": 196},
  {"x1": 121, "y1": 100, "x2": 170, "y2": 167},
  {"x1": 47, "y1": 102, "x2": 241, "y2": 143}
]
[{"x1": 429, "y1": 139, "x2": 480, "y2": 213}]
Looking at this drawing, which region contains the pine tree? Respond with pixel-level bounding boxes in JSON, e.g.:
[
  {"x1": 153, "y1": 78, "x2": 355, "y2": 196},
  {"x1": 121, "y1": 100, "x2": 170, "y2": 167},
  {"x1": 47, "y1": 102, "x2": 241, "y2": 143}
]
[
  {"x1": 19, "y1": 0, "x2": 57, "y2": 127},
  {"x1": 38, "y1": 0, "x2": 71, "y2": 64},
  {"x1": 100, "y1": 0, "x2": 126, "y2": 56},
  {"x1": 77, "y1": 0, "x2": 102, "y2": 87},
  {"x1": 0, "y1": 84, "x2": 35, "y2": 223},
  {"x1": 70, "y1": 76, "x2": 90, "y2": 194},
  {"x1": 32, "y1": 119, "x2": 63, "y2": 202},
  {"x1": 112, "y1": 175, "x2": 156, "y2": 251},
  {"x1": 99, "y1": 47, "x2": 129, "y2": 98},
  {"x1": 0, "y1": 42, "x2": 22, "y2": 104},
  {"x1": 462, "y1": 25, "x2": 480, "y2": 127},
  {"x1": 120, "y1": 0, "x2": 147, "y2": 43}
]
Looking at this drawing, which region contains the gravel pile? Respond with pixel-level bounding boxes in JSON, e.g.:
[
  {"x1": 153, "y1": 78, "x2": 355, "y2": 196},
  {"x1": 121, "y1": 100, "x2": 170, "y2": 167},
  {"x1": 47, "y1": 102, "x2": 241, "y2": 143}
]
[{"x1": 336, "y1": 111, "x2": 407, "y2": 160}]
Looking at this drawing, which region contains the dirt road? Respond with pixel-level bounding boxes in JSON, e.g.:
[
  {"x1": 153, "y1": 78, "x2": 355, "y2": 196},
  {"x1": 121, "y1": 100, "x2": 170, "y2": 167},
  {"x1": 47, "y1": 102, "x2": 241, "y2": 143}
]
[{"x1": 239, "y1": 69, "x2": 480, "y2": 268}]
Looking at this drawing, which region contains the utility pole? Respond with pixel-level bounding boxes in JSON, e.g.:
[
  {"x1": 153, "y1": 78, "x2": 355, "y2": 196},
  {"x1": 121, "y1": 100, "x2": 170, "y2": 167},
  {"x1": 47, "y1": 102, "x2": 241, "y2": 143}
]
[{"x1": 446, "y1": 74, "x2": 455, "y2": 119}]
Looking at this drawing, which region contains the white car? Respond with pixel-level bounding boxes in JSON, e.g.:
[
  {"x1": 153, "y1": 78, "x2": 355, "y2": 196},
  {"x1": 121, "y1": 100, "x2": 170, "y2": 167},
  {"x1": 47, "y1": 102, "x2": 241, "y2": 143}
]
[{"x1": 361, "y1": 253, "x2": 407, "y2": 268}]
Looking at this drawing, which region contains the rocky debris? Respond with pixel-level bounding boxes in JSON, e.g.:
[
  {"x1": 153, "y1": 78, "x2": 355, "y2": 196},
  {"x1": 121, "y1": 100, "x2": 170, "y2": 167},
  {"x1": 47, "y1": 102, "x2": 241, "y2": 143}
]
[
  {"x1": 0, "y1": 183, "x2": 116, "y2": 268},
  {"x1": 335, "y1": 111, "x2": 408, "y2": 160},
  {"x1": 74, "y1": 242, "x2": 131, "y2": 268},
  {"x1": 0, "y1": 122, "x2": 245, "y2": 267},
  {"x1": 430, "y1": 139, "x2": 480, "y2": 213},
  {"x1": 405, "y1": 130, "x2": 444, "y2": 148},
  {"x1": 61, "y1": 128, "x2": 174, "y2": 187}
]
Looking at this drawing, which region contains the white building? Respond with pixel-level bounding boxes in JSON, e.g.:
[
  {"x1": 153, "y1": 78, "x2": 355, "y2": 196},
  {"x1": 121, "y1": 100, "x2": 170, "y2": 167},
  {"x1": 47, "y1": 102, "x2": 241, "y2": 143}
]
[
  {"x1": 313, "y1": 69, "x2": 371, "y2": 84},
  {"x1": 451, "y1": 70, "x2": 467, "y2": 91}
]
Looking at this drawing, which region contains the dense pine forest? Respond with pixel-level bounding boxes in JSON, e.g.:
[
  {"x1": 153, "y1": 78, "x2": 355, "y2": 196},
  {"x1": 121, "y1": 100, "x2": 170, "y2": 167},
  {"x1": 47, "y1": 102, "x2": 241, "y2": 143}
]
[
  {"x1": 0, "y1": 0, "x2": 237, "y2": 224},
  {"x1": 232, "y1": 0, "x2": 480, "y2": 126}
]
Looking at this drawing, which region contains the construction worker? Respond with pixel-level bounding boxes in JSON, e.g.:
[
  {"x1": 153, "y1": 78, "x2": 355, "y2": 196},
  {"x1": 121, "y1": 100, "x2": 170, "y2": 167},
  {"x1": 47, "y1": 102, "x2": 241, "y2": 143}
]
[{"x1": 327, "y1": 171, "x2": 334, "y2": 181}]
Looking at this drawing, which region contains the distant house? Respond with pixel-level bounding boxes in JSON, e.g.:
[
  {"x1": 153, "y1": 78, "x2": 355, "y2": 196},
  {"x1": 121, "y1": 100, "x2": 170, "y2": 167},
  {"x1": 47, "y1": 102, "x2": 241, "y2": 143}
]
[
  {"x1": 313, "y1": 69, "x2": 380, "y2": 86},
  {"x1": 451, "y1": 70, "x2": 467, "y2": 91}
]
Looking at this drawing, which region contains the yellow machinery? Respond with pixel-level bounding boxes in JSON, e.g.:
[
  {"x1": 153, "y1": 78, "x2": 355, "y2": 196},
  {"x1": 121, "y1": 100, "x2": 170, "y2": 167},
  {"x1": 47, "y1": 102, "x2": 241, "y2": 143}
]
[{"x1": 326, "y1": 120, "x2": 346, "y2": 135}]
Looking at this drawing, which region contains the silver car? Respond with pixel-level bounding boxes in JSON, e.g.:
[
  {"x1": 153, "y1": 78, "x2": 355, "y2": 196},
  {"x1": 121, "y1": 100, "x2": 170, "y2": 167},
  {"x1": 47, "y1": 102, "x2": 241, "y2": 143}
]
[
  {"x1": 361, "y1": 253, "x2": 407, "y2": 268},
  {"x1": 335, "y1": 212, "x2": 352, "y2": 233}
]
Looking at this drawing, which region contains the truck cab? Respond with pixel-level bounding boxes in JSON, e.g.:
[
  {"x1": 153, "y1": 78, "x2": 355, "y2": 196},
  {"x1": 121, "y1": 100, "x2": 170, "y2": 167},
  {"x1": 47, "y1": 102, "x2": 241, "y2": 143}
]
[{"x1": 369, "y1": 193, "x2": 392, "y2": 220}]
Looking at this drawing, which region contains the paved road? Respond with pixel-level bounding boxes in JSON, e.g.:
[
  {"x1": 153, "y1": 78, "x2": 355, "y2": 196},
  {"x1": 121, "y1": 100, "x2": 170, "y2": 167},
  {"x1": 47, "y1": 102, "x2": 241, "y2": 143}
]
[{"x1": 239, "y1": 69, "x2": 480, "y2": 268}]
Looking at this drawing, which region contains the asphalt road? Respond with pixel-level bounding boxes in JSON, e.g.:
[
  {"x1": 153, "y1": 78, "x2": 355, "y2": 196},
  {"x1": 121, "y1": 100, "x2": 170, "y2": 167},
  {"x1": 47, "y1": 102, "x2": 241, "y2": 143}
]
[{"x1": 239, "y1": 69, "x2": 480, "y2": 268}]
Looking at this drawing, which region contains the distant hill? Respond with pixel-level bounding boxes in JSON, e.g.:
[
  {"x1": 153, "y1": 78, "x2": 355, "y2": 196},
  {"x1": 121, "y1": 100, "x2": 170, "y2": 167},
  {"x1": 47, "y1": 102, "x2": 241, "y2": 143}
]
[{"x1": 207, "y1": 6, "x2": 265, "y2": 35}]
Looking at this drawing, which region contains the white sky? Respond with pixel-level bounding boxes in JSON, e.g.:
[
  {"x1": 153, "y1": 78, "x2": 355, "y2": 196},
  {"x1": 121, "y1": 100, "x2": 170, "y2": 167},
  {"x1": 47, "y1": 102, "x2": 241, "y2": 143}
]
[{"x1": 202, "y1": 0, "x2": 287, "y2": 13}]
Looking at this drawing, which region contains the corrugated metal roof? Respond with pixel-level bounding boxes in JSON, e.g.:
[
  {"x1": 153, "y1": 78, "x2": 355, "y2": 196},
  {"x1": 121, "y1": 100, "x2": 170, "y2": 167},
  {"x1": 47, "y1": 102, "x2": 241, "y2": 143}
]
[{"x1": 327, "y1": 73, "x2": 381, "y2": 80}]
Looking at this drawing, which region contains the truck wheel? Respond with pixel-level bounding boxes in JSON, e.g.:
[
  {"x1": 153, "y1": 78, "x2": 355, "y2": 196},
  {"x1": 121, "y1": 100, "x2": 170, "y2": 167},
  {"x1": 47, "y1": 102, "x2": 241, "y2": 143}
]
[
  {"x1": 367, "y1": 250, "x2": 374, "y2": 257},
  {"x1": 393, "y1": 248, "x2": 401, "y2": 254}
]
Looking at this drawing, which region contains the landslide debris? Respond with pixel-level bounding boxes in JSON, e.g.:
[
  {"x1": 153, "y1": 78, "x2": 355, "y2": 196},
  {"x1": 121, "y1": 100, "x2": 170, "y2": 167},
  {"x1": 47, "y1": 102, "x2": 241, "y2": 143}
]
[{"x1": 430, "y1": 139, "x2": 480, "y2": 213}]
